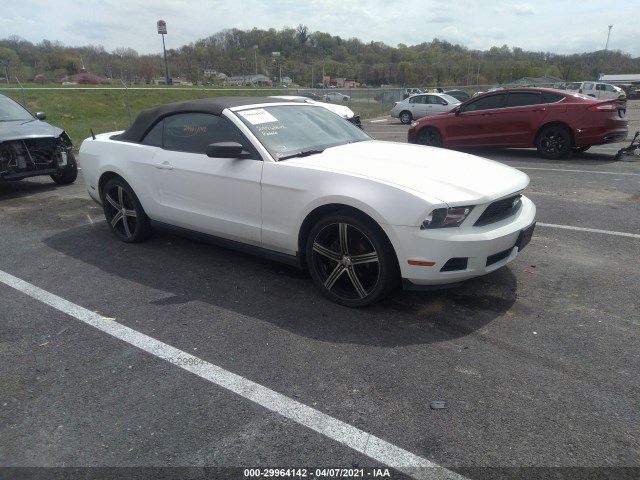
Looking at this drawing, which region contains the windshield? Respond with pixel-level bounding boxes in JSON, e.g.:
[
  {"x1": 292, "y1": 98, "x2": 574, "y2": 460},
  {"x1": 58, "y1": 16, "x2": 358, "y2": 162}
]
[
  {"x1": 235, "y1": 104, "x2": 370, "y2": 160},
  {"x1": 0, "y1": 95, "x2": 35, "y2": 122}
]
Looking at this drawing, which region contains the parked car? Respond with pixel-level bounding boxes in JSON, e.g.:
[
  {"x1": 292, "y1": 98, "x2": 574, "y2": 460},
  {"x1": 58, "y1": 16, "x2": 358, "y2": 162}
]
[
  {"x1": 0, "y1": 93, "x2": 77, "y2": 184},
  {"x1": 407, "y1": 87, "x2": 628, "y2": 159},
  {"x1": 300, "y1": 92, "x2": 323, "y2": 101},
  {"x1": 444, "y1": 89, "x2": 471, "y2": 102},
  {"x1": 270, "y1": 95, "x2": 362, "y2": 128},
  {"x1": 564, "y1": 81, "x2": 626, "y2": 100},
  {"x1": 390, "y1": 93, "x2": 460, "y2": 124},
  {"x1": 403, "y1": 87, "x2": 423, "y2": 99},
  {"x1": 322, "y1": 92, "x2": 350, "y2": 101},
  {"x1": 79, "y1": 97, "x2": 536, "y2": 307},
  {"x1": 617, "y1": 85, "x2": 639, "y2": 100}
]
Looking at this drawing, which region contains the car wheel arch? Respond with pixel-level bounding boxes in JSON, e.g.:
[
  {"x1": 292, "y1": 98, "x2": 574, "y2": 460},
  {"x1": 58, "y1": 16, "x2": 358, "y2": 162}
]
[
  {"x1": 98, "y1": 171, "x2": 124, "y2": 197},
  {"x1": 297, "y1": 204, "x2": 400, "y2": 273}
]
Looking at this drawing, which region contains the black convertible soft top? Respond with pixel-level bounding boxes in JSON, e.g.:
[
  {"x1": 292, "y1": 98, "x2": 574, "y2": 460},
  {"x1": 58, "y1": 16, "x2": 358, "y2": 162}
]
[{"x1": 116, "y1": 97, "x2": 287, "y2": 142}]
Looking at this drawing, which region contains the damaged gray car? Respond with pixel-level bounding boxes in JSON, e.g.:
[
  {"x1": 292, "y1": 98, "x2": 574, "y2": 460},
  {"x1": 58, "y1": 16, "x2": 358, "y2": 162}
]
[{"x1": 0, "y1": 93, "x2": 77, "y2": 184}]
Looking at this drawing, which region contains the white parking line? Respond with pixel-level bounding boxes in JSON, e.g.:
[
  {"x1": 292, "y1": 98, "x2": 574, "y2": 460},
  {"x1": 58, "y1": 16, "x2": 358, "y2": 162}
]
[
  {"x1": 537, "y1": 223, "x2": 640, "y2": 239},
  {"x1": 0, "y1": 269, "x2": 467, "y2": 480}
]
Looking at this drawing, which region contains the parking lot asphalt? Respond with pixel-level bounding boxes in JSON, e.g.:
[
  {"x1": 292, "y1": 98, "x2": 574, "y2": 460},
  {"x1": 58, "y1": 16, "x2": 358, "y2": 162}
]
[{"x1": 1, "y1": 102, "x2": 639, "y2": 480}]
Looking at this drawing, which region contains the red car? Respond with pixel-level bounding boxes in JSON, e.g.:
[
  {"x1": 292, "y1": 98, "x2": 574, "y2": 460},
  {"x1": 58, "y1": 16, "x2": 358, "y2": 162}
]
[{"x1": 407, "y1": 87, "x2": 628, "y2": 159}]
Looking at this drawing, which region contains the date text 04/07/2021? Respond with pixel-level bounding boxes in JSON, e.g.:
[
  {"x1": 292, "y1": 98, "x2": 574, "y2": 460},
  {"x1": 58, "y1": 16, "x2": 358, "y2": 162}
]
[{"x1": 243, "y1": 468, "x2": 392, "y2": 478}]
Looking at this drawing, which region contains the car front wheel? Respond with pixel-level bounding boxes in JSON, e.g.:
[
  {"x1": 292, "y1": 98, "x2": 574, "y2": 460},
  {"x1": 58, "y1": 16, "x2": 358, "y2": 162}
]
[
  {"x1": 101, "y1": 177, "x2": 151, "y2": 243},
  {"x1": 415, "y1": 127, "x2": 442, "y2": 147},
  {"x1": 305, "y1": 211, "x2": 398, "y2": 307},
  {"x1": 536, "y1": 125, "x2": 573, "y2": 159},
  {"x1": 51, "y1": 152, "x2": 78, "y2": 185}
]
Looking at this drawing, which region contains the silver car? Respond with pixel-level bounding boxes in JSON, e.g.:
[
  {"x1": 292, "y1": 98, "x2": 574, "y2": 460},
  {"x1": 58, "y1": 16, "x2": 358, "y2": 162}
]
[{"x1": 390, "y1": 93, "x2": 460, "y2": 124}]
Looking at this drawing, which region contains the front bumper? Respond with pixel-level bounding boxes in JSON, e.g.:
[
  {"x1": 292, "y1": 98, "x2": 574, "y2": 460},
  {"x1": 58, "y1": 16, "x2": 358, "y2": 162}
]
[{"x1": 382, "y1": 196, "x2": 536, "y2": 289}]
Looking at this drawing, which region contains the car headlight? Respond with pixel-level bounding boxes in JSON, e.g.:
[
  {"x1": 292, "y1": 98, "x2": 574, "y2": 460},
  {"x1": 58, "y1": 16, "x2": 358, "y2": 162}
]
[{"x1": 421, "y1": 206, "x2": 474, "y2": 229}]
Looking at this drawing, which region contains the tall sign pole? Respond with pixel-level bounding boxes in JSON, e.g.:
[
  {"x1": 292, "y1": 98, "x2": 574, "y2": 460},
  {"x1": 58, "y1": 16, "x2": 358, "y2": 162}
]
[
  {"x1": 157, "y1": 20, "x2": 170, "y2": 85},
  {"x1": 604, "y1": 25, "x2": 613, "y2": 52}
]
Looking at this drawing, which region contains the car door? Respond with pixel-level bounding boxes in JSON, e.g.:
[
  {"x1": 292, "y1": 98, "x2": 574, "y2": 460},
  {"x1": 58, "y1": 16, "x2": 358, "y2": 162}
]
[
  {"x1": 426, "y1": 95, "x2": 454, "y2": 116},
  {"x1": 442, "y1": 92, "x2": 507, "y2": 147},
  {"x1": 143, "y1": 112, "x2": 264, "y2": 245},
  {"x1": 408, "y1": 94, "x2": 428, "y2": 119},
  {"x1": 483, "y1": 91, "x2": 552, "y2": 146}
]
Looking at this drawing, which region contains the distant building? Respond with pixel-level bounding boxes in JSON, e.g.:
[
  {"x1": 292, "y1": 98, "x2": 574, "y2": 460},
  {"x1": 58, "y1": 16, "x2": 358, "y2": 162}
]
[
  {"x1": 509, "y1": 76, "x2": 564, "y2": 87},
  {"x1": 224, "y1": 74, "x2": 271, "y2": 87},
  {"x1": 599, "y1": 74, "x2": 640, "y2": 86}
]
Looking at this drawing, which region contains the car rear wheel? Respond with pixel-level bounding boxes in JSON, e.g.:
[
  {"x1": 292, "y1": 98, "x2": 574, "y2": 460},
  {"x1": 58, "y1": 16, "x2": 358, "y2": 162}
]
[
  {"x1": 305, "y1": 211, "x2": 398, "y2": 307},
  {"x1": 536, "y1": 125, "x2": 573, "y2": 159},
  {"x1": 50, "y1": 152, "x2": 78, "y2": 185},
  {"x1": 399, "y1": 111, "x2": 412, "y2": 125},
  {"x1": 415, "y1": 127, "x2": 442, "y2": 147},
  {"x1": 101, "y1": 177, "x2": 151, "y2": 243}
]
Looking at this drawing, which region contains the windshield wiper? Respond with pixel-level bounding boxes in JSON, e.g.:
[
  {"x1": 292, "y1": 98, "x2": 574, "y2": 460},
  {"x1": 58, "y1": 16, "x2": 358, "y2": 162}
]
[{"x1": 278, "y1": 149, "x2": 324, "y2": 161}]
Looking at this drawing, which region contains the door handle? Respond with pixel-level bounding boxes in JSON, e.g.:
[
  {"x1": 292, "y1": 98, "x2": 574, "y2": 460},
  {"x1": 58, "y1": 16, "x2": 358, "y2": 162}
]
[
  {"x1": 532, "y1": 108, "x2": 546, "y2": 112},
  {"x1": 155, "y1": 162, "x2": 173, "y2": 170}
]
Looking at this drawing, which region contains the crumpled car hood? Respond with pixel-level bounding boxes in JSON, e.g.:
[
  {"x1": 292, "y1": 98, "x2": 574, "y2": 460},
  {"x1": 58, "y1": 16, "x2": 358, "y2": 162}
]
[{"x1": 0, "y1": 120, "x2": 64, "y2": 142}]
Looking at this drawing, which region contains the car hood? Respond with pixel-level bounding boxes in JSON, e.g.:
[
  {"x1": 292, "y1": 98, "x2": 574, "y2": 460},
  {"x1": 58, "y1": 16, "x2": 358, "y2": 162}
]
[
  {"x1": 317, "y1": 102, "x2": 355, "y2": 119},
  {"x1": 0, "y1": 119, "x2": 63, "y2": 142},
  {"x1": 287, "y1": 140, "x2": 530, "y2": 204}
]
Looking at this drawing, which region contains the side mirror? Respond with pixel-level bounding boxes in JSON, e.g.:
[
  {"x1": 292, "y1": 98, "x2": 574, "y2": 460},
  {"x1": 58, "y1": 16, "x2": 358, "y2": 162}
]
[
  {"x1": 206, "y1": 142, "x2": 253, "y2": 159},
  {"x1": 454, "y1": 106, "x2": 461, "y2": 116},
  {"x1": 35, "y1": 112, "x2": 47, "y2": 120}
]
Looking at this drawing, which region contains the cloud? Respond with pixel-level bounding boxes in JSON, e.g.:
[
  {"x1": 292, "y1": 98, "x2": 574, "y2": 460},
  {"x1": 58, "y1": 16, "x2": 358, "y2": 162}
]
[{"x1": 512, "y1": 4, "x2": 536, "y2": 15}]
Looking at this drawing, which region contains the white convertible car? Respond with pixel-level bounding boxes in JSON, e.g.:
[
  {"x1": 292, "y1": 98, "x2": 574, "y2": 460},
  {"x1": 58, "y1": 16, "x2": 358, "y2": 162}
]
[{"x1": 79, "y1": 97, "x2": 536, "y2": 307}]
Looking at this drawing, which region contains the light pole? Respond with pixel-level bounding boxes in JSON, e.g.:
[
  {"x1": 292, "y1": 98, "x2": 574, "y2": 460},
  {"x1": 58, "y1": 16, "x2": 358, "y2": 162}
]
[
  {"x1": 253, "y1": 45, "x2": 258, "y2": 75},
  {"x1": 605, "y1": 25, "x2": 613, "y2": 51},
  {"x1": 157, "y1": 20, "x2": 170, "y2": 85}
]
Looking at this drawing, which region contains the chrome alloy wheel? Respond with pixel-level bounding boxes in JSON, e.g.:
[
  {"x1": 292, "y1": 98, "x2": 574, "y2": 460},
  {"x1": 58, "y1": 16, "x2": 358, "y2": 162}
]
[
  {"x1": 105, "y1": 185, "x2": 138, "y2": 239},
  {"x1": 306, "y1": 212, "x2": 399, "y2": 306},
  {"x1": 101, "y1": 178, "x2": 151, "y2": 243},
  {"x1": 312, "y1": 222, "x2": 380, "y2": 299}
]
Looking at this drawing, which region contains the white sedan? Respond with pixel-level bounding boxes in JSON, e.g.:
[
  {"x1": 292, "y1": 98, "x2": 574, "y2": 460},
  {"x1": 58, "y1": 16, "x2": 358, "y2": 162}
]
[
  {"x1": 79, "y1": 97, "x2": 536, "y2": 307},
  {"x1": 391, "y1": 92, "x2": 460, "y2": 124},
  {"x1": 322, "y1": 92, "x2": 351, "y2": 101}
]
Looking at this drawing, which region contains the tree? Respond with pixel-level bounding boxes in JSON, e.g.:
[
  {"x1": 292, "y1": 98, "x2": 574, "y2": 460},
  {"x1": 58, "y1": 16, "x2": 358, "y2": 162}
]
[{"x1": 0, "y1": 47, "x2": 23, "y2": 82}]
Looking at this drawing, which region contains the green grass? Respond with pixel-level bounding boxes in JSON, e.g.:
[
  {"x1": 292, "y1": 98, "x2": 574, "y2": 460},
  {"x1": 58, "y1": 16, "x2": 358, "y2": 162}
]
[{"x1": 0, "y1": 85, "x2": 392, "y2": 150}]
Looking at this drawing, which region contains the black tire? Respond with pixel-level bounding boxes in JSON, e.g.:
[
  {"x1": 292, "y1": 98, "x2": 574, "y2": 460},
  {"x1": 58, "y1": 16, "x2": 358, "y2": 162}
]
[
  {"x1": 415, "y1": 127, "x2": 442, "y2": 147},
  {"x1": 573, "y1": 146, "x2": 591, "y2": 153},
  {"x1": 101, "y1": 177, "x2": 151, "y2": 243},
  {"x1": 51, "y1": 152, "x2": 78, "y2": 185},
  {"x1": 399, "y1": 111, "x2": 412, "y2": 125},
  {"x1": 305, "y1": 211, "x2": 399, "y2": 307},
  {"x1": 536, "y1": 125, "x2": 573, "y2": 159}
]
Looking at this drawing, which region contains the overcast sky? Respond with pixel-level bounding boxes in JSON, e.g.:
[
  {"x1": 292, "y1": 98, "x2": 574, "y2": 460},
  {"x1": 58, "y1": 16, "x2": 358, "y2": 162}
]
[{"x1": 2, "y1": 0, "x2": 638, "y2": 58}]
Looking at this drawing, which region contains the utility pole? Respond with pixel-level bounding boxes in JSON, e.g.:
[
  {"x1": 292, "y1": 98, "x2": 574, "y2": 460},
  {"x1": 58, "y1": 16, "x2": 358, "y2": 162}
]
[{"x1": 604, "y1": 25, "x2": 613, "y2": 51}]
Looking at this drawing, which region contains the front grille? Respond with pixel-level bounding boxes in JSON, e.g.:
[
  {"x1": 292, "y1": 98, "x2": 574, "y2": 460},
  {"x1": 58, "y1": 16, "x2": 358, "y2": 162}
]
[{"x1": 474, "y1": 194, "x2": 522, "y2": 226}]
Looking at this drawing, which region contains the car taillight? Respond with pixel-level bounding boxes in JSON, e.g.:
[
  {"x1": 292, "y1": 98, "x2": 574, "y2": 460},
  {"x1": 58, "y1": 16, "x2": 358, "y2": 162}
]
[{"x1": 588, "y1": 104, "x2": 617, "y2": 112}]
